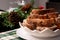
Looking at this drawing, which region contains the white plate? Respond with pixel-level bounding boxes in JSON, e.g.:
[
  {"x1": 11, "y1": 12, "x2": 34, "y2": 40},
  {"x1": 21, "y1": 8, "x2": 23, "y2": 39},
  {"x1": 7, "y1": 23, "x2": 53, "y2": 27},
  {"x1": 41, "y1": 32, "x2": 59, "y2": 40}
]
[{"x1": 16, "y1": 28, "x2": 60, "y2": 40}]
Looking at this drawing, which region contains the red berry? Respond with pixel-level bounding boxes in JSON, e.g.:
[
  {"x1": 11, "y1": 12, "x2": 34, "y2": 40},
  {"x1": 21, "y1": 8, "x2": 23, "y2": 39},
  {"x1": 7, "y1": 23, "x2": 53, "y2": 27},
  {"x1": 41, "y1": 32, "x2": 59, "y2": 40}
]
[{"x1": 39, "y1": 6, "x2": 44, "y2": 9}]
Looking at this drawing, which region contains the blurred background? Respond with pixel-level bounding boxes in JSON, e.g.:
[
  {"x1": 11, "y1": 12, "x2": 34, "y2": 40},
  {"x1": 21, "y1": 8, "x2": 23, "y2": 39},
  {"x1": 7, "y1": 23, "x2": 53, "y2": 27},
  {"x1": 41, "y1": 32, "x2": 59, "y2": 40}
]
[{"x1": 0, "y1": 0, "x2": 48, "y2": 10}]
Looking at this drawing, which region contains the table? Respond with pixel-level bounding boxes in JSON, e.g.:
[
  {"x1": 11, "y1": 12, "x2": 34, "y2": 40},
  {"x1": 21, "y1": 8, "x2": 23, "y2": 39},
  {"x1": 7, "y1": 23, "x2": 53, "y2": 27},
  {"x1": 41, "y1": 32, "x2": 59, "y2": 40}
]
[{"x1": 0, "y1": 29, "x2": 25, "y2": 40}]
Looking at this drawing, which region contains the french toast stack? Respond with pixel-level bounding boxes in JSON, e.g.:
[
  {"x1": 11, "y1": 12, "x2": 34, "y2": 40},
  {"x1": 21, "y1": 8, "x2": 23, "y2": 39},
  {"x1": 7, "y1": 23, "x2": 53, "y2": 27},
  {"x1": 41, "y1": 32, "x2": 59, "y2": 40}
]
[{"x1": 22, "y1": 9, "x2": 60, "y2": 31}]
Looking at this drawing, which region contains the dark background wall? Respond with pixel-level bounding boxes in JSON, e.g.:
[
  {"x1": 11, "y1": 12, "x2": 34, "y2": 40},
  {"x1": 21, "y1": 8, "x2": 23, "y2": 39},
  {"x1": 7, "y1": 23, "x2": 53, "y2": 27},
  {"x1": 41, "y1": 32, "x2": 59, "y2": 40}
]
[
  {"x1": 46, "y1": 0, "x2": 60, "y2": 12},
  {"x1": 49, "y1": 0, "x2": 60, "y2": 2}
]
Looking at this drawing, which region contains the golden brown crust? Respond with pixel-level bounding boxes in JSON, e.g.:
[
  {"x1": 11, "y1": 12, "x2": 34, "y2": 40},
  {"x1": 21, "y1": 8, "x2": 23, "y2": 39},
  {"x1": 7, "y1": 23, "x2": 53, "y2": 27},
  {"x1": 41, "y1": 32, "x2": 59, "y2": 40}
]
[
  {"x1": 47, "y1": 13, "x2": 58, "y2": 18},
  {"x1": 22, "y1": 9, "x2": 60, "y2": 31},
  {"x1": 30, "y1": 9, "x2": 41, "y2": 15},
  {"x1": 56, "y1": 24, "x2": 60, "y2": 29},
  {"x1": 22, "y1": 19, "x2": 36, "y2": 30}
]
